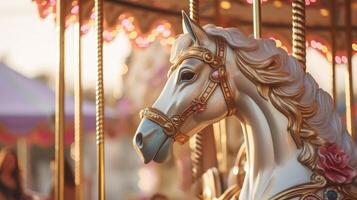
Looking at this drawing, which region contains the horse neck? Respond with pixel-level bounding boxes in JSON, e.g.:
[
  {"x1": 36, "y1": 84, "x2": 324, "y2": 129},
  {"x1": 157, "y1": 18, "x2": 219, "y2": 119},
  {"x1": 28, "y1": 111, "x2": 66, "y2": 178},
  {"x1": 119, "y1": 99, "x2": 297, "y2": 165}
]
[
  {"x1": 227, "y1": 62, "x2": 310, "y2": 198},
  {"x1": 233, "y1": 81, "x2": 297, "y2": 169},
  {"x1": 228, "y1": 61, "x2": 298, "y2": 169}
]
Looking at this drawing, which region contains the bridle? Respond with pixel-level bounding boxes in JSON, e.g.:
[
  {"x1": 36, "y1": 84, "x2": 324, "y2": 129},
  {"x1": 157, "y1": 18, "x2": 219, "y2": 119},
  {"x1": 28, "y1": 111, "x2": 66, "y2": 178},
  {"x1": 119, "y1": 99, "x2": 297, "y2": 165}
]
[{"x1": 140, "y1": 36, "x2": 236, "y2": 144}]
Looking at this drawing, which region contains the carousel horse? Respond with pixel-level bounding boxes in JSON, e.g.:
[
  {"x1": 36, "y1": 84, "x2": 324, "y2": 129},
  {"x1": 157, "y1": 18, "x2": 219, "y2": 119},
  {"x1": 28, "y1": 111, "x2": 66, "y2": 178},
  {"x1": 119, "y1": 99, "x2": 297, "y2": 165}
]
[{"x1": 133, "y1": 12, "x2": 357, "y2": 200}]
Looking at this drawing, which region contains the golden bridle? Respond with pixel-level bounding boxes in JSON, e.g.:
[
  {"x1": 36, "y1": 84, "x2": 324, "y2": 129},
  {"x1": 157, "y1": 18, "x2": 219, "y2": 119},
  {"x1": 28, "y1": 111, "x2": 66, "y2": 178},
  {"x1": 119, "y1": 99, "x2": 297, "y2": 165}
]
[{"x1": 140, "y1": 36, "x2": 236, "y2": 144}]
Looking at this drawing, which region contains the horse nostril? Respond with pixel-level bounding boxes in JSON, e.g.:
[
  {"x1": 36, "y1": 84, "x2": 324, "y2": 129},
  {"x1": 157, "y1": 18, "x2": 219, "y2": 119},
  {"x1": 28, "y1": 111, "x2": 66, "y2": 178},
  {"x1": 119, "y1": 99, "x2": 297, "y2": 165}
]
[{"x1": 135, "y1": 132, "x2": 144, "y2": 149}]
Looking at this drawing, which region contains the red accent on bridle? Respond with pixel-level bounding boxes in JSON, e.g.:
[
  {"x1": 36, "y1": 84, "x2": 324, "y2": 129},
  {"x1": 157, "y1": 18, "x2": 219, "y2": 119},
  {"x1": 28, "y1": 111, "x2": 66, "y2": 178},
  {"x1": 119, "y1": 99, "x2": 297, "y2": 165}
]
[{"x1": 140, "y1": 37, "x2": 236, "y2": 144}]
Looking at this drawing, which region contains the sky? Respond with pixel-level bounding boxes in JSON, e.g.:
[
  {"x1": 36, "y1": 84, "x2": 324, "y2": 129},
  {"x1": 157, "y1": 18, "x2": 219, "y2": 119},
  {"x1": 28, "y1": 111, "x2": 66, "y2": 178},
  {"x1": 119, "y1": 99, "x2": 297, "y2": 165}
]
[
  {"x1": 0, "y1": 0, "x2": 355, "y2": 101},
  {"x1": 0, "y1": 0, "x2": 132, "y2": 97}
]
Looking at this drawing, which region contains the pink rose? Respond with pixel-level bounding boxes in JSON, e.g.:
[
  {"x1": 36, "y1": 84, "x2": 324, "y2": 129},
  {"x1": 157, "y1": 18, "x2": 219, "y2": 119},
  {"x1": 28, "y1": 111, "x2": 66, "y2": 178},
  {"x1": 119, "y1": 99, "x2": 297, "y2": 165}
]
[{"x1": 316, "y1": 144, "x2": 357, "y2": 184}]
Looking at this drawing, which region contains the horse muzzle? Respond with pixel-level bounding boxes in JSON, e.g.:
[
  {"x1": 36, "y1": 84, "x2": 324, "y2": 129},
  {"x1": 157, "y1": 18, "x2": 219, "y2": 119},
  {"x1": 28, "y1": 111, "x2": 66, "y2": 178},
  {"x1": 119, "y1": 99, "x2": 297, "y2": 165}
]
[{"x1": 133, "y1": 118, "x2": 173, "y2": 164}]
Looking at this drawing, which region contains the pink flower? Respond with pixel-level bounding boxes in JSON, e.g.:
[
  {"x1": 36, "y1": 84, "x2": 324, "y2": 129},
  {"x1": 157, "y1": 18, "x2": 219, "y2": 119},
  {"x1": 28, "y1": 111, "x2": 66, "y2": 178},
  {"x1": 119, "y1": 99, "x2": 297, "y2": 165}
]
[{"x1": 317, "y1": 144, "x2": 357, "y2": 184}]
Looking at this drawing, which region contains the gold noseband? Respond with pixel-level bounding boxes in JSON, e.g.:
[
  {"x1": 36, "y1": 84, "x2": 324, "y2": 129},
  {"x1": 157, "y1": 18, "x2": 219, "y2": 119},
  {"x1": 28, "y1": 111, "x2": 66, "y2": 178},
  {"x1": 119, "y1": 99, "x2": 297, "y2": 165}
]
[{"x1": 140, "y1": 37, "x2": 236, "y2": 144}]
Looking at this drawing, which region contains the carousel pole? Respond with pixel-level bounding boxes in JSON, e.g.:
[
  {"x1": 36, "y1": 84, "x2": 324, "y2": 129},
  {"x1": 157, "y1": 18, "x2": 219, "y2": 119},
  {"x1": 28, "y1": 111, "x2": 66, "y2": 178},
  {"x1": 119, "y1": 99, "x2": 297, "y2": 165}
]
[
  {"x1": 345, "y1": 0, "x2": 355, "y2": 139},
  {"x1": 330, "y1": 0, "x2": 337, "y2": 106},
  {"x1": 74, "y1": 0, "x2": 84, "y2": 199},
  {"x1": 253, "y1": 0, "x2": 262, "y2": 38},
  {"x1": 95, "y1": 0, "x2": 106, "y2": 199},
  {"x1": 213, "y1": 0, "x2": 228, "y2": 176},
  {"x1": 55, "y1": 0, "x2": 65, "y2": 199},
  {"x1": 292, "y1": 0, "x2": 306, "y2": 70},
  {"x1": 189, "y1": 0, "x2": 203, "y2": 182}
]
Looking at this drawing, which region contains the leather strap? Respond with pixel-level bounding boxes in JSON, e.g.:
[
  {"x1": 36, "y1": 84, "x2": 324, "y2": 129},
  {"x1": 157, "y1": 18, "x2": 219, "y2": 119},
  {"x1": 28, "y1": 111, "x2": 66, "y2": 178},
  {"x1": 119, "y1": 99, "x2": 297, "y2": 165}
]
[{"x1": 140, "y1": 36, "x2": 235, "y2": 144}]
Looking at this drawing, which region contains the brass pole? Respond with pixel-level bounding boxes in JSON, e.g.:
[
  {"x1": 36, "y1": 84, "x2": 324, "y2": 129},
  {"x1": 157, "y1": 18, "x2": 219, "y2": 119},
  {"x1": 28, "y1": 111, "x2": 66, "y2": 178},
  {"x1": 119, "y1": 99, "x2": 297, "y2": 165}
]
[
  {"x1": 253, "y1": 0, "x2": 262, "y2": 38},
  {"x1": 95, "y1": 0, "x2": 105, "y2": 199},
  {"x1": 17, "y1": 138, "x2": 28, "y2": 190},
  {"x1": 213, "y1": 0, "x2": 228, "y2": 176},
  {"x1": 55, "y1": 0, "x2": 65, "y2": 199},
  {"x1": 292, "y1": 0, "x2": 306, "y2": 70},
  {"x1": 330, "y1": 0, "x2": 337, "y2": 107},
  {"x1": 188, "y1": 0, "x2": 203, "y2": 182},
  {"x1": 189, "y1": 0, "x2": 199, "y2": 24},
  {"x1": 74, "y1": 0, "x2": 83, "y2": 199},
  {"x1": 345, "y1": 0, "x2": 355, "y2": 138}
]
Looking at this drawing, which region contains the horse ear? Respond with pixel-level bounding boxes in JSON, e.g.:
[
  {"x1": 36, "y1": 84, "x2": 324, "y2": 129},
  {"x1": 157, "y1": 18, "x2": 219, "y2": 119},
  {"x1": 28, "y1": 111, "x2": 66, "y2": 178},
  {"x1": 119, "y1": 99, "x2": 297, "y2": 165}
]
[{"x1": 181, "y1": 11, "x2": 209, "y2": 45}]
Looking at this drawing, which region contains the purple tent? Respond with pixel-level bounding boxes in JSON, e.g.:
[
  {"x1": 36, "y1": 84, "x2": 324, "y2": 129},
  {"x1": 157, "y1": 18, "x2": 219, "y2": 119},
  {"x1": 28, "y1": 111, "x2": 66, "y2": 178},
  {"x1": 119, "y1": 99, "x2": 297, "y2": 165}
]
[{"x1": 0, "y1": 63, "x2": 115, "y2": 143}]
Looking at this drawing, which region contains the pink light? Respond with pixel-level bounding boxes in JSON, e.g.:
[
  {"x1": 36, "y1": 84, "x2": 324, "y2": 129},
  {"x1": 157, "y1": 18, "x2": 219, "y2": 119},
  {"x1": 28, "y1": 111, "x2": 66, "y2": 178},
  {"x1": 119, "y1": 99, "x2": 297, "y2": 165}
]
[
  {"x1": 80, "y1": 24, "x2": 90, "y2": 34},
  {"x1": 311, "y1": 40, "x2": 317, "y2": 48},
  {"x1": 126, "y1": 24, "x2": 134, "y2": 32},
  {"x1": 156, "y1": 25, "x2": 165, "y2": 32},
  {"x1": 103, "y1": 31, "x2": 112, "y2": 41},
  {"x1": 335, "y1": 56, "x2": 341, "y2": 64},
  {"x1": 121, "y1": 19, "x2": 130, "y2": 27},
  {"x1": 342, "y1": 56, "x2": 348, "y2": 63},
  {"x1": 50, "y1": 0, "x2": 56, "y2": 6},
  {"x1": 316, "y1": 42, "x2": 322, "y2": 49},
  {"x1": 71, "y1": 5, "x2": 79, "y2": 15},
  {"x1": 90, "y1": 12, "x2": 96, "y2": 20},
  {"x1": 162, "y1": 30, "x2": 171, "y2": 37}
]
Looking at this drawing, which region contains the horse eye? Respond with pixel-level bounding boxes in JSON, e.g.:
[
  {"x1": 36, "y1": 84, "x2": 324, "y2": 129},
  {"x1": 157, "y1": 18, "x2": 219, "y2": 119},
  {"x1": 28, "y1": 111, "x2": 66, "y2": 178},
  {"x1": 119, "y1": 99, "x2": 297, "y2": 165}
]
[{"x1": 180, "y1": 71, "x2": 196, "y2": 81}]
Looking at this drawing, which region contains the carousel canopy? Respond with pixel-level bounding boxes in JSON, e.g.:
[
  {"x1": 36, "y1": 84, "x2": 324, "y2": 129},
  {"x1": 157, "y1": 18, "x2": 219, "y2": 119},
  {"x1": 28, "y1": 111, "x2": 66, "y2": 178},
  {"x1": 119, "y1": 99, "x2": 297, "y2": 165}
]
[
  {"x1": 0, "y1": 63, "x2": 116, "y2": 145},
  {"x1": 33, "y1": 0, "x2": 357, "y2": 63}
]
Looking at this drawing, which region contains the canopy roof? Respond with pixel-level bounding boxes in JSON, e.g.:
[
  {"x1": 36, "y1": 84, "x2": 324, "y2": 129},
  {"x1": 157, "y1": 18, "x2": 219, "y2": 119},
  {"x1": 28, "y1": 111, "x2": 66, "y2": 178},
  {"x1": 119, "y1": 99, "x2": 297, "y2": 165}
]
[
  {"x1": 0, "y1": 63, "x2": 116, "y2": 146},
  {"x1": 33, "y1": 0, "x2": 357, "y2": 63}
]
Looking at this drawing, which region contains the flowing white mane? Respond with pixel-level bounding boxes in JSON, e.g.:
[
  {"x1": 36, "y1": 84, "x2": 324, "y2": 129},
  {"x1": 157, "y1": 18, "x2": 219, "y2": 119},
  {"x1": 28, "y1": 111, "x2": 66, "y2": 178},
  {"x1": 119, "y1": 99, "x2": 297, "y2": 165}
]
[{"x1": 170, "y1": 24, "x2": 357, "y2": 170}]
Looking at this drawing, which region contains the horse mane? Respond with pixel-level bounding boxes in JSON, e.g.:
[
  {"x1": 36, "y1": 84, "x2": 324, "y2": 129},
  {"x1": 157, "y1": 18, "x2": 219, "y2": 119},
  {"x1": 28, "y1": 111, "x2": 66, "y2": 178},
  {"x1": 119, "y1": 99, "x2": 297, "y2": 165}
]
[{"x1": 170, "y1": 24, "x2": 357, "y2": 170}]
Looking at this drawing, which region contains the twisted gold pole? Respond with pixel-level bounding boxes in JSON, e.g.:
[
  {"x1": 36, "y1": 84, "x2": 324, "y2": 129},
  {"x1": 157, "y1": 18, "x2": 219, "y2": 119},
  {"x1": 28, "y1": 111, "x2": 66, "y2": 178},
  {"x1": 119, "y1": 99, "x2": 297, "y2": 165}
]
[
  {"x1": 55, "y1": 0, "x2": 65, "y2": 199},
  {"x1": 95, "y1": 0, "x2": 105, "y2": 199},
  {"x1": 213, "y1": 0, "x2": 228, "y2": 177},
  {"x1": 189, "y1": 0, "x2": 199, "y2": 24},
  {"x1": 74, "y1": 0, "x2": 83, "y2": 199},
  {"x1": 292, "y1": 0, "x2": 306, "y2": 70},
  {"x1": 345, "y1": 0, "x2": 355, "y2": 139},
  {"x1": 190, "y1": 134, "x2": 203, "y2": 181},
  {"x1": 188, "y1": 0, "x2": 203, "y2": 182}
]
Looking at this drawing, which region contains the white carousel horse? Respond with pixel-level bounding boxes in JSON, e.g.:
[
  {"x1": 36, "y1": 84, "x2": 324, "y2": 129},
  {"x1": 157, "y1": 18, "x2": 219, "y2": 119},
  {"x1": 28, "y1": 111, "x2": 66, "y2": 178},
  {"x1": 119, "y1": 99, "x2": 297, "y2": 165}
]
[{"x1": 133, "y1": 12, "x2": 357, "y2": 200}]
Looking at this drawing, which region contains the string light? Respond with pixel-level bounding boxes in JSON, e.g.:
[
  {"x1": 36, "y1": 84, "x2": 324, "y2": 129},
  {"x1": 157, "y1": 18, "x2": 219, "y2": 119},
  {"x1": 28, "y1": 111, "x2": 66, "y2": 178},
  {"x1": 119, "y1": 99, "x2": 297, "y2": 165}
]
[
  {"x1": 273, "y1": 0, "x2": 283, "y2": 8},
  {"x1": 269, "y1": 37, "x2": 289, "y2": 52},
  {"x1": 220, "y1": 1, "x2": 232, "y2": 9},
  {"x1": 35, "y1": 0, "x2": 354, "y2": 54},
  {"x1": 272, "y1": 37, "x2": 357, "y2": 64},
  {"x1": 319, "y1": 8, "x2": 329, "y2": 17},
  {"x1": 246, "y1": 0, "x2": 317, "y2": 5}
]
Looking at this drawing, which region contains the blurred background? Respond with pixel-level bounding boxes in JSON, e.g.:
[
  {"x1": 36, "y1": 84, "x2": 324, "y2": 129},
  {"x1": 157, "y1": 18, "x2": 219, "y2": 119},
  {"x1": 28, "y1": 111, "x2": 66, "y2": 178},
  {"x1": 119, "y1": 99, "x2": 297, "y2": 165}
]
[{"x1": 0, "y1": 0, "x2": 356, "y2": 199}]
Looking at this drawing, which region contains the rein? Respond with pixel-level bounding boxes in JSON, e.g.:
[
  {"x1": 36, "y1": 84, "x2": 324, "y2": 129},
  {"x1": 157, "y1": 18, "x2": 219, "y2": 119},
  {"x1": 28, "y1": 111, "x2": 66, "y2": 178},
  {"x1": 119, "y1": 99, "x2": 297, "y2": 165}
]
[{"x1": 140, "y1": 37, "x2": 236, "y2": 144}]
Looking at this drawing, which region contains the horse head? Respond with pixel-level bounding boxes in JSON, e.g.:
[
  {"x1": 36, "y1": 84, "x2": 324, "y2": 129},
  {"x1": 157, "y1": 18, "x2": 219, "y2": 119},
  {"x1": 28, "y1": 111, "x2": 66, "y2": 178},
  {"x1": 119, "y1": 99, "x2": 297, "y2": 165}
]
[{"x1": 133, "y1": 12, "x2": 236, "y2": 164}]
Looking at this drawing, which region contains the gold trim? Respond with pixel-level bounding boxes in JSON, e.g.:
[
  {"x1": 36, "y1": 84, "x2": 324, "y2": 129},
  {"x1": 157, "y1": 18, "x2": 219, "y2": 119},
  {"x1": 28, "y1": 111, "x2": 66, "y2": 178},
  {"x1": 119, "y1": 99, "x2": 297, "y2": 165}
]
[
  {"x1": 270, "y1": 174, "x2": 357, "y2": 200},
  {"x1": 270, "y1": 174, "x2": 327, "y2": 200}
]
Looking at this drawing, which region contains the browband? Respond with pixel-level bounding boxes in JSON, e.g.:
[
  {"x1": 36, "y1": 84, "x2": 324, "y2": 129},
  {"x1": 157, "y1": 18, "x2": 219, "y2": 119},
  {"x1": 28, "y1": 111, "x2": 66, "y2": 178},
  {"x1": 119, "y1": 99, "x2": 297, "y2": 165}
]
[{"x1": 140, "y1": 37, "x2": 236, "y2": 144}]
